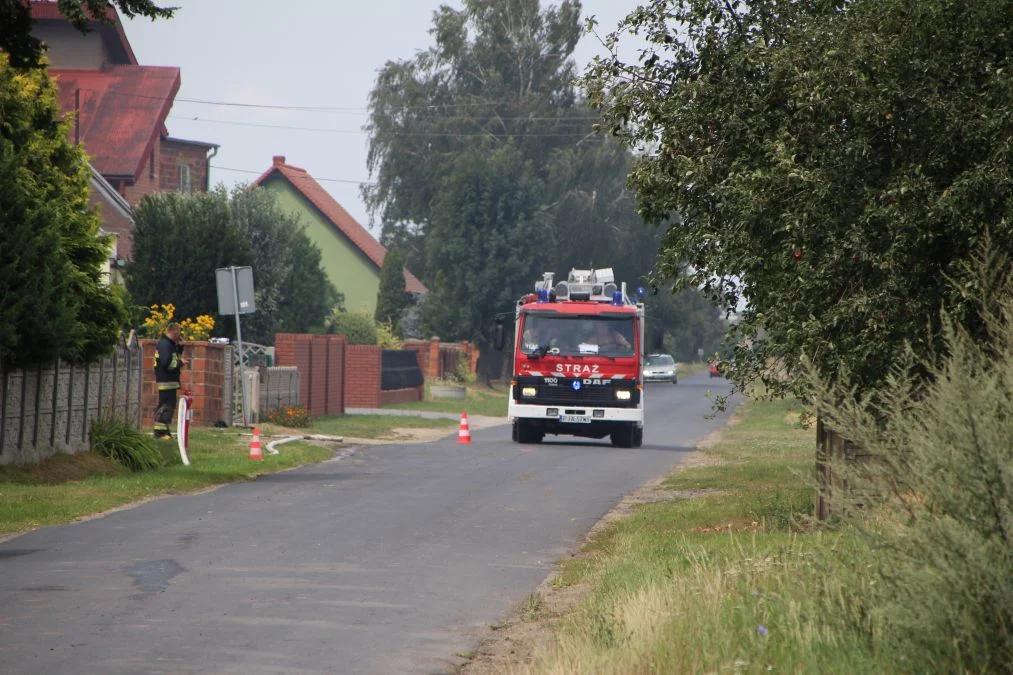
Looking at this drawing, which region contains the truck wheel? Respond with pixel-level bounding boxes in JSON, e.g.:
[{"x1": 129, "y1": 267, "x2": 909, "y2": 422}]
[
  {"x1": 632, "y1": 426, "x2": 643, "y2": 448},
  {"x1": 516, "y1": 419, "x2": 543, "y2": 444},
  {"x1": 610, "y1": 423, "x2": 634, "y2": 448}
]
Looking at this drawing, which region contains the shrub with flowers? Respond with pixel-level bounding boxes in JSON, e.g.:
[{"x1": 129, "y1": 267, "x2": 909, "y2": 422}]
[
  {"x1": 180, "y1": 314, "x2": 215, "y2": 341},
  {"x1": 264, "y1": 405, "x2": 312, "y2": 428},
  {"x1": 141, "y1": 304, "x2": 215, "y2": 341}
]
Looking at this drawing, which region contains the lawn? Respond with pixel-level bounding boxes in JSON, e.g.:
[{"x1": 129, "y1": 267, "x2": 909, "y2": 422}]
[
  {"x1": 305, "y1": 414, "x2": 458, "y2": 439},
  {"x1": 0, "y1": 428, "x2": 331, "y2": 537},
  {"x1": 382, "y1": 381, "x2": 508, "y2": 417},
  {"x1": 513, "y1": 398, "x2": 894, "y2": 674}
]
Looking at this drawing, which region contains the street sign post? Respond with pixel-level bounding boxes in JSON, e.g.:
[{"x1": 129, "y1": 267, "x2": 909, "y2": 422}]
[{"x1": 215, "y1": 266, "x2": 256, "y2": 426}]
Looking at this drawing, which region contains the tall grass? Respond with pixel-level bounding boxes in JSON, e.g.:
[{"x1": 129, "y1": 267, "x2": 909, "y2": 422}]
[
  {"x1": 511, "y1": 398, "x2": 890, "y2": 674},
  {"x1": 528, "y1": 534, "x2": 884, "y2": 674},
  {"x1": 89, "y1": 415, "x2": 163, "y2": 472},
  {"x1": 813, "y1": 249, "x2": 1013, "y2": 673}
]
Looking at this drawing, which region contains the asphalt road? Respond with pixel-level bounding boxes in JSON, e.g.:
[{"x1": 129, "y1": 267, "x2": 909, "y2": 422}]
[{"x1": 0, "y1": 371, "x2": 737, "y2": 674}]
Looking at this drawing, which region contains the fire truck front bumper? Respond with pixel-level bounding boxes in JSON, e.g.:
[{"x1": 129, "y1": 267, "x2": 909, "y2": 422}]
[{"x1": 508, "y1": 401, "x2": 644, "y2": 424}]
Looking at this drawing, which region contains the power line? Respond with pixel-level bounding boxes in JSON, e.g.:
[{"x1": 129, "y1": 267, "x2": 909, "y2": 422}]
[
  {"x1": 211, "y1": 164, "x2": 371, "y2": 185},
  {"x1": 174, "y1": 116, "x2": 361, "y2": 135},
  {"x1": 70, "y1": 87, "x2": 602, "y2": 120},
  {"x1": 169, "y1": 114, "x2": 598, "y2": 138}
]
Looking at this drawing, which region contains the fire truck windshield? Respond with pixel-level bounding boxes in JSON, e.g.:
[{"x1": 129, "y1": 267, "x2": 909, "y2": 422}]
[{"x1": 520, "y1": 314, "x2": 635, "y2": 358}]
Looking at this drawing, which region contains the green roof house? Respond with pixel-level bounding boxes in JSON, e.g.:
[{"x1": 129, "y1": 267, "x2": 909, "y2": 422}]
[{"x1": 254, "y1": 156, "x2": 425, "y2": 312}]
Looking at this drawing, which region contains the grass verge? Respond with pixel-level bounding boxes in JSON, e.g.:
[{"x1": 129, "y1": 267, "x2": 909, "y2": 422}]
[
  {"x1": 306, "y1": 414, "x2": 458, "y2": 439},
  {"x1": 0, "y1": 428, "x2": 332, "y2": 537},
  {"x1": 515, "y1": 398, "x2": 894, "y2": 674},
  {"x1": 676, "y1": 361, "x2": 710, "y2": 377},
  {"x1": 382, "y1": 381, "x2": 508, "y2": 417}
]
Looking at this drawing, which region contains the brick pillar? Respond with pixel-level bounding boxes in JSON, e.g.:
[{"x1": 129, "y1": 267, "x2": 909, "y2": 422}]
[
  {"x1": 309, "y1": 336, "x2": 328, "y2": 418},
  {"x1": 325, "y1": 335, "x2": 346, "y2": 415},
  {"x1": 276, "y1": 333, "x2": 317, "y2": 417},
  {"x1": 428, "y1": 337, "x2": 440, "y2": 379},
  {"x1": 469, "y1": 344, "x2": 480, "y2": 374},
  {"x1": 180, "y1": 342, "x2": 227, "y2": 426},
  {"x1": 140, "y1": 339, "x2": 226, "y2": 428},
  {"x1": 344, "y1": 344, "x2": 382, "y2": 408}
]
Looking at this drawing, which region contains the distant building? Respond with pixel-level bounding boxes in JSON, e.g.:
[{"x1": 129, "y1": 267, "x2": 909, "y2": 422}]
[
  {"x1": 29, "y1": 0, "x2": 218, "y2": 260},
  {"x1": 254, "y1": 156, "x2": 426, "y2": 313},
  {"x1": 88, "y1": 163, "x2": 133, "y2": 284}
]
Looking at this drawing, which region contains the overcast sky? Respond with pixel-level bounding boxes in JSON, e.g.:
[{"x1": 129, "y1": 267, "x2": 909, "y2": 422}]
[{"x1": 123, "y1": 1, "x2": 646, "y2": 235}]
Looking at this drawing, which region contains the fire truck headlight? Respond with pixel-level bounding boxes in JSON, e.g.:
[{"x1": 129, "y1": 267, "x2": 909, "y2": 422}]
[
  {"x1": 615, "y1": 389, "x2": 632, "y2": 401},
  {"x1": 521, "y1": 386, "x2": 538, "y2": 398}
]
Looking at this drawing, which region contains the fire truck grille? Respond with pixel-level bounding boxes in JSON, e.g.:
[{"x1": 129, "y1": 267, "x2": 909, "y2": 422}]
[{"x1": 514, "y1": 376, "x2": 640, "y2": 407}]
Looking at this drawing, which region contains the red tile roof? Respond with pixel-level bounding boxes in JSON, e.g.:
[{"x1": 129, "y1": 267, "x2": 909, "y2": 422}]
[
  {"x1": 50, "y1": 66, "x2": 180, "y2": 180},
  {"x1": 254, "y1": 156, "x2": 427, "y2": 294}
]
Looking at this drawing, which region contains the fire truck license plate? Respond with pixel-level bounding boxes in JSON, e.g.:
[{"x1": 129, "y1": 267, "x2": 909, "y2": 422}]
[{"x1": 560, "y1": 414, "x2": 591, "y2": 424}]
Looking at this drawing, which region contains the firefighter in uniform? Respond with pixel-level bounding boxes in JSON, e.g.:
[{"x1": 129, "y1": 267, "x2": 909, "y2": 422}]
[{"x1": 153, "y1": 322, "x2": 186, "y2": 439}]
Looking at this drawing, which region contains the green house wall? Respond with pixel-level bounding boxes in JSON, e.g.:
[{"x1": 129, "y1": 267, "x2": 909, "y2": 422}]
[{"x1": 261, "y1": 176, "x2": 380, "y2": 313}]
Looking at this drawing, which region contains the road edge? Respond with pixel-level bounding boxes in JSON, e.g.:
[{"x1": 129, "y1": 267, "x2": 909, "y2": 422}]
[{"x1": 456, "y1": 410, "x2": 743, "y2": 674}]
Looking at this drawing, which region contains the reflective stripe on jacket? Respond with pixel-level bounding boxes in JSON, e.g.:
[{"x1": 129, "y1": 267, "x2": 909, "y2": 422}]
[{"x1": 154, "y1": 334, "x2": 184, "y2": 389}]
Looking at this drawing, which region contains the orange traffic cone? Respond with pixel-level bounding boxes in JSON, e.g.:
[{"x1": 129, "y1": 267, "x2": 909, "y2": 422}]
[
  {"x1": 249, "y1": 426, "x2": 263, "y2": 460},
  {"x1": 458, "y1": 412, "x2": 472, "y2": 445}
]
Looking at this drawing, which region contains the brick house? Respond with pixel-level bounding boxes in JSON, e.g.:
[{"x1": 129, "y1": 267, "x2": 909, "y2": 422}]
[
  {"x1": 29, "y1": 0, "x2": 218, "y2": 261},
  {"x1": 88, "y1": 162, "x2": 134, "y2": 283},
  {"x1": 254, "y1": 156, "x2": 426, "y2": 313}
]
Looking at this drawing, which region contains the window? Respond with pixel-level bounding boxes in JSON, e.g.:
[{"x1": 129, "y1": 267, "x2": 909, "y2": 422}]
[
  {"x1": 646, "y1": 354, "x2": 675, "y2": 367},
  {"x1": 178, "y1": 164, "x2": 191, "y2": 192}
]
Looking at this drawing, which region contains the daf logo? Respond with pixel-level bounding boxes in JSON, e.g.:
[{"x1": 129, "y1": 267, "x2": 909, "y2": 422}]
[{"x1": 572, "y1": 380, "x2": 581, "y2": 391}]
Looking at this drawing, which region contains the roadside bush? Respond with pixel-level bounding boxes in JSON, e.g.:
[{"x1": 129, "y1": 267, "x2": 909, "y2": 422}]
[
  {"x1": 89, "y1": 415, "x2": 163, "y2": 472},
  {"x1": 325, "y1": 308, "x2": 377, "y2": 345},
  {"x1": 814, "y1": 247, "x2": 1013, "y2": 673},
  {"x1": 453, "y1": 352, "x2": 476, "y2": 385},
  {"x1": 264, "y1": 405, "x2": 312, "y2": 428},
  {"x1": 376, "y1": 320, "x2": 402, "y2": 349}
]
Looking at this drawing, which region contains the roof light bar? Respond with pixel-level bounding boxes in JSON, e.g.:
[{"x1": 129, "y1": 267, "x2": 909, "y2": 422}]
[{"x1": 528, "y1": 267, "x2": 635, "y2": 305}]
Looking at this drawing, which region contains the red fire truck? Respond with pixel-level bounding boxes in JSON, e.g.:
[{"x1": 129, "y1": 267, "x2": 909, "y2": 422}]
[{"x1": 495, "y1": 268, "x2": 647, "y2": 447}]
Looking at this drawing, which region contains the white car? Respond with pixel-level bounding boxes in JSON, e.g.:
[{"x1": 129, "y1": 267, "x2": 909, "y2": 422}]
[{"x1": 644, "y1": 353, "x2": 678, "y2": 384}]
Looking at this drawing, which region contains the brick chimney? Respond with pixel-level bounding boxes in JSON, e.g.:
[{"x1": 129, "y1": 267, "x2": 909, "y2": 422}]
[{"x1": 272, "y1": 155, "x2": 286, "y2": 166}]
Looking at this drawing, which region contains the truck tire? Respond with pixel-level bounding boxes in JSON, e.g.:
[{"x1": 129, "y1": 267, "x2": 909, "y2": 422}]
[
  {"x1": 632, "y1": 425, "x2": 643, "y2": 448},
  {"x1": 610, "y1": 423, "x2": 635, "y2": 448},
  {"x1": 515, "y1": 419, "x2": 543, "y2": 444}
]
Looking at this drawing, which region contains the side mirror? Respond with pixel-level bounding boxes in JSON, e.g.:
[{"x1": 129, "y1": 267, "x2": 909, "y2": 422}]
[
  {"x1": 651, "y1": 326, "x2": 664, "y2": 351},
  {"x1": 493, "y1": 318, "x2": 507, "y2": 351}
]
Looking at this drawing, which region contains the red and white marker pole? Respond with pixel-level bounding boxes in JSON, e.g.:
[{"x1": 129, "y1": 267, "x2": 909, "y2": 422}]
[{"x1": 177, "y1": 389, "x2": 193, "y2": 466}]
